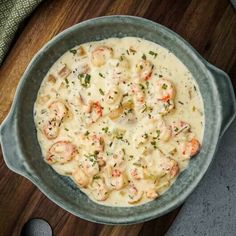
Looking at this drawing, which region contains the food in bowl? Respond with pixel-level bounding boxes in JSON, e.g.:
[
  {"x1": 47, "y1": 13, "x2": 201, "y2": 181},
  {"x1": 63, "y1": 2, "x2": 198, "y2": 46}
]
[{"x1": 34, "y1": 37, "x2": 204, "y2": 206}]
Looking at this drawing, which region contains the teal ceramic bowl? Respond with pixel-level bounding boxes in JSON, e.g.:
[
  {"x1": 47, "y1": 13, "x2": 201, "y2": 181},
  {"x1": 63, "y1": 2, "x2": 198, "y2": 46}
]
[{"x1": 0, "y1": 16, "x2": 235, "y2": 224}]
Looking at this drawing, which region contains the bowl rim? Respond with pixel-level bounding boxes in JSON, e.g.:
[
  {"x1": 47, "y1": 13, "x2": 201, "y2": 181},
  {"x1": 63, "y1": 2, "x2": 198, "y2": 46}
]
[{"x1": 0, "y1": 15, "x2": 223, "y2": 225}]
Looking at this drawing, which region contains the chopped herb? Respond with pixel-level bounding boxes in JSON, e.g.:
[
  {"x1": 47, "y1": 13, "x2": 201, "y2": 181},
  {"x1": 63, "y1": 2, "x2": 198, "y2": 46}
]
[
  {"x1": 178, "y1": 101, "x2": 184, "y2": 105},
  {"x1": 139, "y1": 83, "x2": 145, "y2": 90},
  {"x1": 78, "y1": 74, "x2": 91, "y2": 88},
  {"x1": 102, "y1": 127, "x2": 109, "y2": 133},
  {"x1": 140, "y1": 65, "x2": 143, "y2": 69},
  {"x1": 133, "y1": 162, "x2": 141, "y2": 167},
  {"x1": 162, "y1": 83, "x2": 167, "y2": 89},
  {"x1": 194, "y1": 85, "x2": 197, "y2": 91},
  {"x1": 84, "y1": 130, "x2": 90, "y2": 136},
  {"x1": 123, "y1": 93, "x2": 129, "y2": 97},
  {"x1": 93, "y1": 175, "x2": 100, "y2": 180},
  {"x1": 142, "y1": 54, "x2": 146, "y2": 60},
  {"x1": 99, "y1": 88, "x2": 105, "y2": 95},
  {"x1": 143, "y1": 133, "x2": 149, "y2": 139},
  {"x1": 120, "y1": 56, "x2": 123, "y2": 61},
  {"x1": 109, "y1": 142, "x2": 113, "y2": 147},
  {"x1": 69, "y1": 49, "x2": 77, "y2": 55},
  {"x1": 128, "y1": 195, "x2": 134, "y2": 199},
  {"x1": 149, "y1": 51, "x2": 158, "y2": 58},
  {"x1": 65, "y1": 78, "x2": 69, "y2": 84},
  {"x1": 159, "y1": 74, "x2": 163, "y2": 78},
  {"x1": 126, "y1": 49, "x2": 130, "y2": 55},
  {"x1": 64, "y1": 128, "x2": 69, "y2": 131},
  {"x1": 151, "y1": 140, "x2": 157, "y2": 149},
  {"x1": 129, "y1": 48, "x2": 137, "y2": 54},
  {"x1": 99, "y1": 72, "x2": 104, "y2": 78}
]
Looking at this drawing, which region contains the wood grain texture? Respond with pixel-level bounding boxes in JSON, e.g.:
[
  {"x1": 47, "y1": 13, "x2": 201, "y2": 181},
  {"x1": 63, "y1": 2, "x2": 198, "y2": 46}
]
[{"x1": 0, "y1": 0, "x2": 235, "y2": 235}]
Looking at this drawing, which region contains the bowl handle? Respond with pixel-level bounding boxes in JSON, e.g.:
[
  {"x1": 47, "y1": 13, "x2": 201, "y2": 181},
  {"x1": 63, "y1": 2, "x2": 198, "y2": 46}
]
[
  {"x1": 0, "y1": 110, "x2": 34, "y2": 180},
  {"x1": 205, "y1": 63, "x2": 236, "y2": 137}
]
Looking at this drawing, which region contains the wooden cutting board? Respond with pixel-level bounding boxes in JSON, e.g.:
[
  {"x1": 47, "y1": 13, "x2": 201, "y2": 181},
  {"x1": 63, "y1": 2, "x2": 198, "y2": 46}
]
[{"x1": 0, "y1": 0, "x2": 235, "y2": 235}]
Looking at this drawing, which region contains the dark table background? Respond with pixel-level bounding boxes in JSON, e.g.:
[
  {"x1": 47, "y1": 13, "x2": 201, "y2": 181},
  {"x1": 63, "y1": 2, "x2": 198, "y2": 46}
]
[{"x1": 0, "y1": 0, "x2": 235, "y2": 235}]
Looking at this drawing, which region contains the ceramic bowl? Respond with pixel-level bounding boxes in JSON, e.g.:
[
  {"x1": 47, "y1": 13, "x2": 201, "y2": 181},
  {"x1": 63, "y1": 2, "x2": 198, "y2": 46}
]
[{"x1": 0, "y1": 16, "x2": 235, "y2": 224}]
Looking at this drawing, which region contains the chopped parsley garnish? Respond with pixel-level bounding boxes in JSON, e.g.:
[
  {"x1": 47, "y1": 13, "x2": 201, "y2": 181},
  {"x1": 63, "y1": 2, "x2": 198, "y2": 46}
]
[
  {"x1": 120, "y1": 56, "x2": 124, "y2": 61},
  {"x1": 69, "y1": 49, "x2": 77, "y2": 55},
  {"x1": 149, "y1": 51, "x2": 158, "y2": 58},
  {"x1": 178, "y1": 101, "x2": 184, "y2": 105},
  {"x1": 65, "y1": 78, "x2": 69, "y2": 84},
  {"x1": 64, "y1": 128, "x2": 69, "y2": 131},
  {"x1": 123, "y1": 93, "x2": 129, "y2": 97},
  {"x1": 84, "y1": 130, "x2": 90, "y2": 136},
  {"x1": 99, "y1": 72, "x2": 104, "y2": 78},
  {"x1": 162, "y1": 83, "x2": 167, "y2": 89},
  {"x1": 151, "y1": 140, "x2": 157, "y2": 149},
  {"x1": 102, "y1": 127, "x2": 109, "y2": 133},
  {"x1": 78, "y1": 74, "x2": 91, "y2": 88},
  {"x1": 142, "y1": 54, "x2": 146, "y2": 60},
  {"x1": 99, "y1": 88, "x2": 105, "y2": 95},
  {"x1": 139, "y1": 83, "x2": 145, "y2": 90},
  {"x1": 129, "y1": 48, "x2": 137, "y2": 54},
  {"x1": 93, "y1": 175, "x2": 100, "y2": 180}
]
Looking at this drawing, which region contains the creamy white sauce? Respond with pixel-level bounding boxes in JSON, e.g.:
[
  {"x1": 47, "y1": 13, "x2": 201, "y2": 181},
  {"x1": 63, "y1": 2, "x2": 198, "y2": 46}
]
[{"x1": 34, "y1": 37, "x2": 204, "y2": 207}]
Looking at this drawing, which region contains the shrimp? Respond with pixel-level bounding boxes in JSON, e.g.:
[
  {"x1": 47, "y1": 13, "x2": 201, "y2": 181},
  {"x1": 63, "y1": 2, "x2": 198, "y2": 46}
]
[
  {"x1": 91, "y1": 46, "x2": 113, "y2": 67},
  {"x1": 171, "y1": 121, "x2": 190, "y2": 136},
  {"x1": 130, "y1": 167, "x2": 144, "y2": 180},
  {"x1": 181, "y1": 138, "x2": 200, "y2": 158},
  {"x1": 131, "y1": 84, "x2": 145, "y2": 104},
  {"x1": 156, "y1": 118, "x2": 171, "y2": 141},
  {"x1": 91, "y1": 178, "x2": 109, "y2": 201},
  {"x1": 45, "y1": 141, "x2": 77, "y2": 164},
  {"x1": 146, "y1": 189, "x2": 159, "y2": 199},
  {"x1": 72, "y1": 167, "x2": 90, "y2": 188},
  {"x1": 86, "y1": 101, "x2": 103, "y2": 123},
  {"x1": 136, "y1": 60, "x2": 154, "y2": 81},
  {"x1": 158, "y1": 99, "x2": 175, "y2": 115},
  {"x1": 81, "y1": 155, "x2": 99, "y2": 177},
  {"x1": 104, "y1": 86, "x2": 122, "y2": 105},
  {"x1": 156, "y1": 79, "x2": 175, "y2": 101},
  {"x1": 128, "y1": 183, "x2": 143, "y2": 204},
  {"x1": 160, "y1": 158, "x2": 179, "y2": 179},
  {"x1": 43, "y1": 118, "x2": 59, "y2": 139},
  {"x1": 105, "y1": 167, "x2": 127, "y2": 190},
  {"x1": 48, "y1": 101, "x2": 68, "y2": 121},
  {"x1": 107, "y1": 149, "x2": 125, "y2": 168}
]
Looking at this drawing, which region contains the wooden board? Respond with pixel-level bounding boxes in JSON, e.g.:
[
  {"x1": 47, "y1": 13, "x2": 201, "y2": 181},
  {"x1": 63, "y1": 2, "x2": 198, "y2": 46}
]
[{"x1": 0, "y1": 0, "x2": 235, "y2": 235}]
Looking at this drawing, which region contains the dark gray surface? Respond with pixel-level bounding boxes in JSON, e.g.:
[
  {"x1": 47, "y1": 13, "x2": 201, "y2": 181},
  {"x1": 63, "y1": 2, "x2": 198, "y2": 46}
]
[
  {"x1": 167, "y1": 118, "x2": 236, "y2": 236},
  {"x1": 21, "y1": 218, "x2": 52, "y2": 236}
]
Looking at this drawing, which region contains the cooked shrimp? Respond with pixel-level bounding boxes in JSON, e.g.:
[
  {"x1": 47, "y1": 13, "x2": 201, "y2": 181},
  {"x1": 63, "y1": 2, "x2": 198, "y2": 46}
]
[
  {"x1": 91, "y1": 178, "x2": 109, "y2": 201},
  {"x1": 158, "y1": 99, "x2": 175, "y2": 115},
  {"x1": 156, "y1": 118, "x2": 171, "y2": 141},
  {"x1": 128, "y1": 184, "x2": 143, "y2": 204},
  {"x1": 181, "y1": 138, "x2": 200, "y2": 158},
  {"x1": 86, "y1": 101, "x2": 103, "y2": 123},
  {"x1": 156, "y1": 79, "x2": 175, "y2": 101},
  {"x1": 80, "y1": 155, "x2": 99, "y2": 177},
  {"x1": 105, "y1": 167, "x2": 126, "y2": 190},
  {"x1": 72, "y1": 167, "x2": 90, "y2": 188},
  {"x1": 43, "y1": 118, "x2": 59, "y2": 139},
  {"x1": 45, "y1": 141, "x2": 77, "y2": 164},
  {"x1": 131, "y1": 84, "x2": 145, "y2": 104},
  {"x1": 160, "y1": 158, "x2": 179, "y2": 179},
  {"x1": 48, "y1": 101, "x2": 68, "y2": 121},
  {"x1": 105, "y1": 86, "x2": 122, "y2": 105},
  {"x1": 91, "y1": 46, "x2": 113, "y2": 67},
  {"x1": 146, "y1": 189, "x2": 159, "y2": 199},
  {"x1": 136, "y1": 60, "x2": 153, "y2": 81},
  {"x1": 130, "y1": 167, "x2": 144, "y2": 180},
  {"x1": 108, "y1": 149, "x2": 125, "y2": 168}
]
